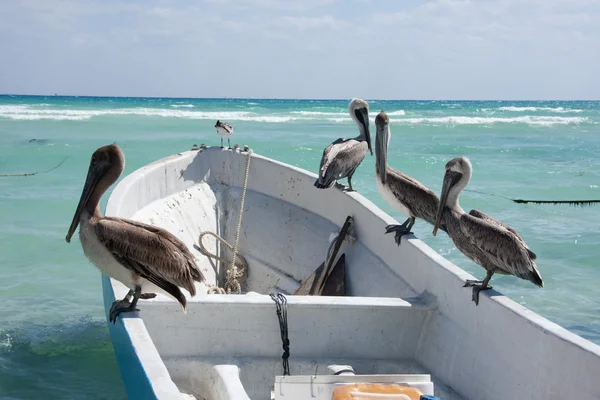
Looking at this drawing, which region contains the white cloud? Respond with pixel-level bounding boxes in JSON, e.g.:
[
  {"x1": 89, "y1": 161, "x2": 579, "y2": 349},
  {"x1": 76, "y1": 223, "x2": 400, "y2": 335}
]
[{"x1": 0, "y1": 0, "x2": 599, "y2": 99}]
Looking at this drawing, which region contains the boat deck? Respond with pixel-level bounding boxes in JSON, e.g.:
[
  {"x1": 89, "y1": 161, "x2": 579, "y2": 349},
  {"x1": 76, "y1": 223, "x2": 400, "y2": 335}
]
[{"x1": 111, "y1": 279, "x2": 460, "y2": 399}]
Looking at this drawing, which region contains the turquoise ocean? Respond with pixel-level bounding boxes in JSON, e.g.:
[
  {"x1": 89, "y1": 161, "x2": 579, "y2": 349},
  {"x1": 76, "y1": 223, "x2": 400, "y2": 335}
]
[{"x1": 1, "y1": 95, "x2": 599, "y2": 399}]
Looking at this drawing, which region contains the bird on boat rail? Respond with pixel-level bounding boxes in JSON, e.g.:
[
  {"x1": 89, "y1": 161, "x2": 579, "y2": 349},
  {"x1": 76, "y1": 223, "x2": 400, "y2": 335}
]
[
  {"x1": 374, "y1": 110, "x2": 447, "y2": 245},
  {"x1": 432, "y1": 156, "x2": 543, "y2": 305},
  {"x1": 314, "y1": 98, "x2": 373, "y2": 191},
  {"x1": 215, "y1": 120, "x2": 233, "y2": 149},
  {"x1": 65, "y1": 143, "x2": 205, "y2": 323}
]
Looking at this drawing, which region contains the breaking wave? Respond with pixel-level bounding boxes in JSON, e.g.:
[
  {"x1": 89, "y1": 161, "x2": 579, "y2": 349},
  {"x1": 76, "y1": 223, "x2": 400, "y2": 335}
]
[
  {"x1": 170, "y1": 104, "x2": 195, "y2": 108},
  {"x1": 386, "y1": 110, "x2": 406, "y2": 116},
  {"x1": 291, "y1": 109, "x2": 405, "y2": 116},
  {"x1": 0, "y1": 105, "x2": 294, "y2": 122},
  {"x1": 290, "y1": 111, "x2": 342, "y2": 116},
  {"x1": 0, "y1": 105, "x2": 590, "y2": 126},
  {"x1": 497, "y1": 106, "x2": 583, "y2": 113},
  {"x1": 389, "y1": 115, "x2": 588, "y2": 126}
]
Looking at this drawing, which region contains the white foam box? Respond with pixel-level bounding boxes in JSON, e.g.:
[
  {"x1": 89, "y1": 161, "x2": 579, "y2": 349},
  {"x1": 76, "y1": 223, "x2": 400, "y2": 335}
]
[{"x1": 273, "y1": 374, "x2": 434, "y2": 400}]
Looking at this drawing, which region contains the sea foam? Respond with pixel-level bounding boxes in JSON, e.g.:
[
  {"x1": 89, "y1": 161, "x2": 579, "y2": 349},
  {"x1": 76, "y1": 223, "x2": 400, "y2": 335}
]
[
  {"x1": 497, "y1": 106, "x2": 583, "y2": 113},
  {"x1": 0, "y1": 105, "x2": 589, "y2": 126}
]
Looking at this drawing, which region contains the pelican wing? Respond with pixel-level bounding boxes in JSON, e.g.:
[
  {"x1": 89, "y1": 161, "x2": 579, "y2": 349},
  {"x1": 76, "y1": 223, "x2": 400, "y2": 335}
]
[
  {"x1": 385, "y1": 168, "x2": 444, "y2": 230},
  {"x1": 318, "y1": 138, "x2": 344, "y2": 177},
  {"x1": 96, "y1": 217, "x2": 204, "y2": 297},
  {"x1": 469, "y1": 209, "x2": 536, "y2": 260},
  {"x1": 460, "y1": 213, "x2": 543, "y2": 286},
  {"x1": 320, "y1": 139, "x2": 366, "y2": 181}
]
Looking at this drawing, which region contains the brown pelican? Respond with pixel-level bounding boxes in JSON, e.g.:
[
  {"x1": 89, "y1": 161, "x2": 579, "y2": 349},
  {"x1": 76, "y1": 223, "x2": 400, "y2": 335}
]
[
  {"x1": 66, "y1": 143, "x2": 205, "y2": 323},
  {"x1": 375, "y1": 110, "x2": 446, "y2": 245},
  {"x1": 432, "y1": 156, "x2": 543, "y2": 305},
  {"x1": 314, "y1": 98, "x2": 372, "y2": 191},
  {"x1": 215, "y1": 120, "x2": 233, "y2": 148}
]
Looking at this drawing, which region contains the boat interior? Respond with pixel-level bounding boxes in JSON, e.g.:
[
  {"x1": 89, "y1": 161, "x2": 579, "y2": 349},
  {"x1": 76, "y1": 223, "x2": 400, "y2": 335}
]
[{"x1": 106, "y1": 147, "x2": 463, "y2": 399}]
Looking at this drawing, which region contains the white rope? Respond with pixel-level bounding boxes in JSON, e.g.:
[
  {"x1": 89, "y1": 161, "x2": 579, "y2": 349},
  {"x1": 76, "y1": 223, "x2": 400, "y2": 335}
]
[
  {"x1": 197, "y1": 148, "x2": 253, "y2": 294},
  {"x1": 197, "y1": 231, "x2": 247, "y2": 294},
  {"x1": 228, "y1": 148, "x2": 253, "y2": 292}
]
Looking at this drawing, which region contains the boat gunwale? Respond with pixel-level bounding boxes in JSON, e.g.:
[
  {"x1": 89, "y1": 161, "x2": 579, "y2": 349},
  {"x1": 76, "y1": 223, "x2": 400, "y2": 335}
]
[{"x1": 107, "y1": 284, "x2": 439, "y2": 310}]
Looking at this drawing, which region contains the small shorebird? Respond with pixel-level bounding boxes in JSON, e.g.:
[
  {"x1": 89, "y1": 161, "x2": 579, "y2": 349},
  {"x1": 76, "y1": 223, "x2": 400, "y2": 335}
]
[
  {"x1": 314, "y1": 98, "x2": 372, "y2": 191},
  {"x1": 215, "y1": 120, "x2": 233, "y2": 148},
  {"x1": 374, "y1": 110, "x2": 446, "y2": 245},
  {"x1": 66, "y1": 143, "x2": 205, "y2": 323},
  {"x1": 432, "y1": 156, "x2": 543, "y2": 305}
]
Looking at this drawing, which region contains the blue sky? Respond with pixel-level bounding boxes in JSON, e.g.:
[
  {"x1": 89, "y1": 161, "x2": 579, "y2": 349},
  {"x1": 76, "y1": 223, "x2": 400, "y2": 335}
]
[{"x1": 1, "y1": 0, "x2": 599, "y2": 99}]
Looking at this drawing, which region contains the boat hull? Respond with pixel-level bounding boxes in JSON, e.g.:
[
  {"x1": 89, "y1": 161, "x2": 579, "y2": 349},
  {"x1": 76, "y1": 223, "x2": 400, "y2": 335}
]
[{"x1": 103, "y1": 146, "x2": 600, "y2": 400}]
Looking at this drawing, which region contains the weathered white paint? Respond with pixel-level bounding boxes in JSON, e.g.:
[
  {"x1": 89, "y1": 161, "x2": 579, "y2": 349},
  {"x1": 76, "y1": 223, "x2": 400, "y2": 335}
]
[{"x1": 103, "y1": 147, "x2": 600, "y2": 400}]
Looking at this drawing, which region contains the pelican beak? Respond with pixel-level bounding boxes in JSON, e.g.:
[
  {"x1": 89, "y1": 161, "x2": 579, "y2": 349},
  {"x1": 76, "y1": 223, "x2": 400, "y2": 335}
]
[
  {"x1": 354, "y1": 107, "x2": 372, "y2": 155},
  {"x1": 65, "y1": 160, "x2": 110, "y2": 243},
  {"x1": 376, "y1": 120, "x2": 389, "y2": 184},
  {"x1": 362, "y1": 108, "x2": 373, "y2": 156},
  {"x1": 433, "y1": 170, "x2": 462, "y2": 236}
]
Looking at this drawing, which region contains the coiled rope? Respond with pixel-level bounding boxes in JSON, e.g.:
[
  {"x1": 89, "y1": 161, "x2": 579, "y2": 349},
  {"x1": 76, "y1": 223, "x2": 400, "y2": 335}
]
[{"x1": 197, "y1": 148, "x2": 253, "y2": 294}]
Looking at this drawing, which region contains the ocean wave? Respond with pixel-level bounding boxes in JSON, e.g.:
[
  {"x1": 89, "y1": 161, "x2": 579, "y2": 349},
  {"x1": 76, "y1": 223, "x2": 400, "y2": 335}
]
[
  {"x1": 0, "y1": 105, "x2": 590, "y2": 126},
  {"x1": 291, "y1": 109, "x2": 406, "y2": 116},
  {"x1": 0, "y1": 106, "x2": 284, "y2": 122},
  {"x1": 170, "y1": 104, "x2": 194, "y2": 108},
  {"x1": 387, "y1": 110, "x2": 406, "y2": 116},
  {"x1": 497, "y1": 106, "x2": 583, "y2": 113},
  {"x1": 290, "y1": 111, "x2": 342, "y2": 116},
  {"x1": 386, "y1": 115, "x2": 588, "y2": 126}
]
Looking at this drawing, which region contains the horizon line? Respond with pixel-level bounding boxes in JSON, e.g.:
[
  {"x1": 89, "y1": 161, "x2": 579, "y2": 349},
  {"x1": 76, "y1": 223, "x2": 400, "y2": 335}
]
[{"x1": 1, "y1": 93, "x2": 599, "y2": 102}]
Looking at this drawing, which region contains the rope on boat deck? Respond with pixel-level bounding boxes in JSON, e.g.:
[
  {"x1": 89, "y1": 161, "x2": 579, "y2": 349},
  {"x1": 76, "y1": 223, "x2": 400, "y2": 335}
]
[
  {"x1": 197, "y1": 231, "x2": 248, "y2": 293},
  {"x1": 270, "y1": 292, "x2": 290, "y2": 376},
  {"x1": 197, "y1": 148, "x2": 253, "y2": 294}
]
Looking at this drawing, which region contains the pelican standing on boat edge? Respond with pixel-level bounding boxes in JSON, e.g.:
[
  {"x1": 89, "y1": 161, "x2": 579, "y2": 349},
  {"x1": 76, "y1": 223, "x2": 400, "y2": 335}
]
[
  {"x1": 215, "y1": 120, "x2": 233, "y2": 148},
  {"x1": 374, "y1": 110, "x2": 446, "y2": 245},
  {"x1": 432, "y1": 156, "x2": 543, "y2": 305},
  {"x1": 65, "y1": 143, "x2": 205, "y2": 323},
  {"x1": 314, "y1": 98, "x2": 372, "y2": 191}
]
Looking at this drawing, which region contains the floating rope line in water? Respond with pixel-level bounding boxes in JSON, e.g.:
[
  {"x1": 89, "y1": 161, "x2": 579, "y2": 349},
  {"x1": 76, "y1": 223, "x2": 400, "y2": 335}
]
[
  {"x1": 270, "y1": 292, "x2": 290, "y2": 376},
  {"x1": 0, "y1": 156, "x2": 68, "y2": 177},
  {"x1": 464, "y1": 189, "x2": 600, "y2": 207}
]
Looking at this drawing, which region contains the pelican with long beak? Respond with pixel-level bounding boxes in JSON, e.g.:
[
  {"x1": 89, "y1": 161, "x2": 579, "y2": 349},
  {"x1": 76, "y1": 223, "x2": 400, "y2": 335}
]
[
  {"x1": 432, "y1": 156, "x2": 543, "y2": 305},
  {"x1": 314, "y1": 98, "x2": 372, "y2": 191},
  {"x1": 66, "y1": 143, "x2": 205, "y2": 323},
  {"x1": 375, "y1": 111, "x2": 446, "y2": 245}
]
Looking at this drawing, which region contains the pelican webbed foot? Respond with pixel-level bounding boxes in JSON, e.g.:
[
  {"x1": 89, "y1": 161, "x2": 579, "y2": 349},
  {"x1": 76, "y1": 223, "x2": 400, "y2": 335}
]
[
  {"x1": 109, "y1": 286, "x2": 142, "y2": 324},
  {"x1": 468, "y1": 284, "x2": 492, "y2": 306},
  {"x1": 463, "y1": 271, "x2": 494, "y2": 306},
  {"x1": 343, "y1": 175, "x2": 355, "y2": 192},
  {"x1": 385, "y1": 217, "x2": 416, "y2": 246},
  {"x1": 463, "y1": 279, "x2": 485, "y2": 287}
]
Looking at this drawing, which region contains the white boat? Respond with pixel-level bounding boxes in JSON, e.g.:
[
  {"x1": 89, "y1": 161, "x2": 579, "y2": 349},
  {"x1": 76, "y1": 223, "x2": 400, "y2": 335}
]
[{"x1": 102, "y1": 145, "x2": 600, "y2": 400}]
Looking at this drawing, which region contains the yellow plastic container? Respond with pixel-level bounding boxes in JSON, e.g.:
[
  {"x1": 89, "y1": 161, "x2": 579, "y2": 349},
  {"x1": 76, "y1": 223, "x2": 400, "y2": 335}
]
[{"x1": 331, "y1": 383, "x2": 424, "y2": 400}]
